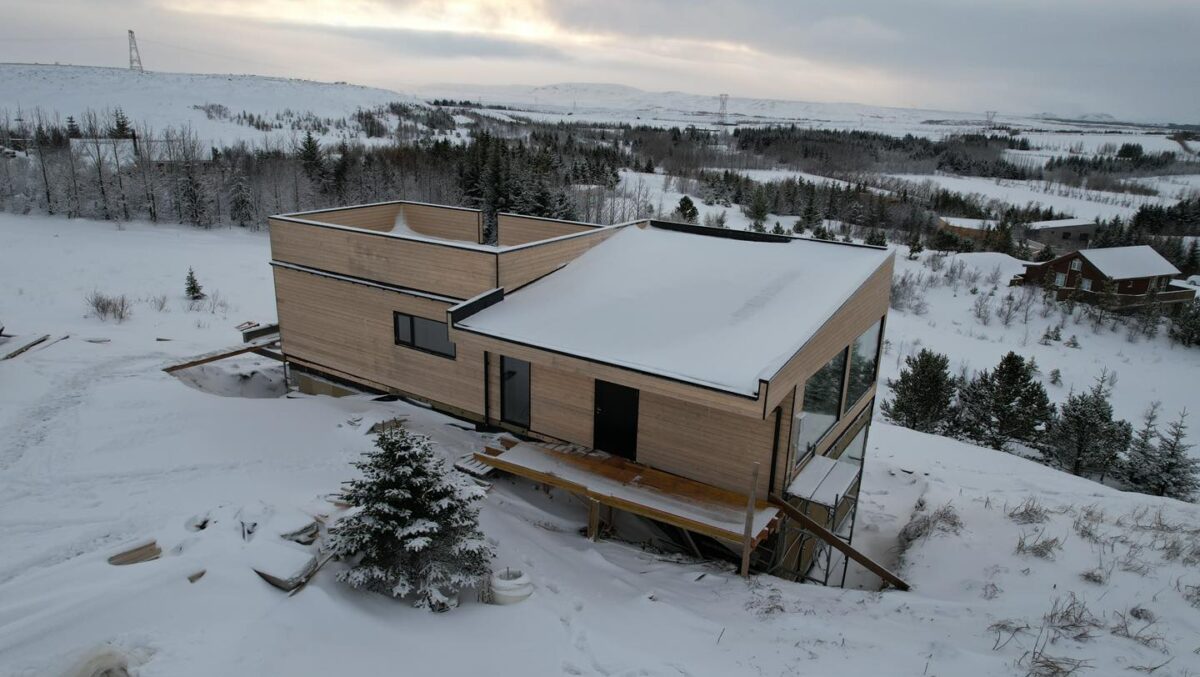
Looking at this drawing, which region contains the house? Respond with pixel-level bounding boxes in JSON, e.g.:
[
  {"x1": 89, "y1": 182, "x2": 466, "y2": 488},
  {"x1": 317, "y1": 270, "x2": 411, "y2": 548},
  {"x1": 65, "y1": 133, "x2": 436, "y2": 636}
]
[
  {"x1": 268, "y1": 201, "x2": 898, "y2": 585},
  {"x1": 1021, "y1": 217, "x2": 1098, "y2": 252},
  {"x1": 1015, "y1": 245, "x2": 1195, "y2": 311},
  {"x1": 936, "y1": 216, "x2": 995, "y2": 244}
]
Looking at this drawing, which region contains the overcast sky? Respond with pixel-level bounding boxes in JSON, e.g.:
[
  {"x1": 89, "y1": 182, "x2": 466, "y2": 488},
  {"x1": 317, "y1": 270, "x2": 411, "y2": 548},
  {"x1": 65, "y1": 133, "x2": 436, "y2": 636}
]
[{"x1": 3, "y1": 0, "x2": 1197, "y2": 122}]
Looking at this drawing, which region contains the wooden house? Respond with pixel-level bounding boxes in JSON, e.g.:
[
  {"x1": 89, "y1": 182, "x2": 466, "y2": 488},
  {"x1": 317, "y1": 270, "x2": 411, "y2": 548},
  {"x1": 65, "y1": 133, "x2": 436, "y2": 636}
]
[
  {"x1": 936, "y1": 216, "x2": 995, "y2": 244},
  {"x1": 1021, "y1": 218, "x2": 1098, "y2": 252},
  {"x1": 268, "y1": 201, "x2": 902, "y2": 586},
  {"x1": 1015, "y1": 245, "x2": 1195, "y2": 311}
]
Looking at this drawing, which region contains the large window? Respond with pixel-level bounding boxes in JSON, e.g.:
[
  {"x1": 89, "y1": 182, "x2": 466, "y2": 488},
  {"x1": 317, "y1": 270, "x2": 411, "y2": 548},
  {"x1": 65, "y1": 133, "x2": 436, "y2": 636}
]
[
  {"x1": 795, "y1": 348, "x2": 847, "y2": 461},
  {"x1": 844, "y1": 319, "x2": 882, "y2": 414},
  {"x1": 393, "y1": 312, "x2": 456, "y2": 358},
  {"x1": 500, "y1": 357, "x2": 530, "y2": 428}
]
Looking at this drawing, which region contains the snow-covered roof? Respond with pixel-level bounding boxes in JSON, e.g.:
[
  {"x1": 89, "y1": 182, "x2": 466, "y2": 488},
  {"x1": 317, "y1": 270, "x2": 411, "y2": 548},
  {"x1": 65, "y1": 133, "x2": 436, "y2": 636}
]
[
  {"x1": 1025, "y1": 217, "x2": 1095, "y2": 230},
  {"x1": 940, "y1": 216, "x2": 994, "y2": 230},
  {"x1": 1078, "y1": 245, "x2": 1180, "y2": 279},
  {"x1": 458, "y1": 224, "x2": 892, "y2": 396}
]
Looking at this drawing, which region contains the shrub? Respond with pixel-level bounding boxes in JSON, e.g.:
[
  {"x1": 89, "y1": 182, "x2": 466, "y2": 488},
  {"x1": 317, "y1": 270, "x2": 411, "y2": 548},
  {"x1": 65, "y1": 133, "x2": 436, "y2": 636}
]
[{"x1": 85, "y1": 290, "x2": 132, "y2": 322}]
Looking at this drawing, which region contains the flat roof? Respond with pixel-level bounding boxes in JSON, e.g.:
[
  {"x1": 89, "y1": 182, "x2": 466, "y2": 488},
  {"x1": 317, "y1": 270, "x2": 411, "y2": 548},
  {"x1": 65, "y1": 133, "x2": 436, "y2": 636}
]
[
  {"x1": 458, "y1": 224, "x2": 891, "y2": 396},
  {"x1": 1026, "y1": 217, "x2": 1095, "y2": 230},
  {"x1": 940, "y1": 216, "x2": 994, "y2": 231},
  {"x1": 1078, "y1": 245, "x2": 1180, "y2": 279}
]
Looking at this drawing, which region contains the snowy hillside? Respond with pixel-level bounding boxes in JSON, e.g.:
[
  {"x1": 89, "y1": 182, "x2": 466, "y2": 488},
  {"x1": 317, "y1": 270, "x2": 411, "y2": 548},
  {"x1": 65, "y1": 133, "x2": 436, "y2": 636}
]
[
  {"x1": 0, "y1": 63, "x2": 422, "y2": 145},
  {"x1": 1, "y1": 214, "x2": 1199, "y2": 676}
]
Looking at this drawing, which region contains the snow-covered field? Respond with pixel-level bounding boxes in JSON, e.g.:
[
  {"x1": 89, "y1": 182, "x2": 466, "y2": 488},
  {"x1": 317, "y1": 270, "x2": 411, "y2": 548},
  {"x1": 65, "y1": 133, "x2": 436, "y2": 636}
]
[
  {"x1": 0, "y1": 64, "x2": 422, "y2": 146},
  {"x1": 2, "y1": 214, "x2": 1200, "y2": 676},
  {"x1": 887, "y1": 174, "x2": 1175, "y2": 220}
]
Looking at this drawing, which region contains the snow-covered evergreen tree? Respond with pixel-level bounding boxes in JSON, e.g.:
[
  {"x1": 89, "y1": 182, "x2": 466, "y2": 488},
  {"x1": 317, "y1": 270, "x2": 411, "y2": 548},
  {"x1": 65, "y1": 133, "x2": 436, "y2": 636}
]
[
  {"x1": 329, "y1": 426, "x2": 493, "y2": 611},
  {"x1": 185, "y1": 267, "x2": 205, "y2": 300},
  {"x1": 1125, "y1": 407, "x2": 1199, "y2": 500},
  {"x1": 956, "y1": 352, "x2": 1054, "y2": 451},
  {"x1": 1045, "y1": 374, "x2": 1132, "y2": 477},
  {"x1": 882, "y1": 349, "x2": 956, "y2": 433},
  {"x1": 1121, "y1": 402, "x2": 1163, "y2": 491}
]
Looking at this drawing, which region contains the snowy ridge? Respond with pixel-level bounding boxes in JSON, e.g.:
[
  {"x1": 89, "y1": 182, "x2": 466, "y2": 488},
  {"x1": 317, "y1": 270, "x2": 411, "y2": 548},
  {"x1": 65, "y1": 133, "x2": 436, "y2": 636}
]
[{"x1": 0, "y1": 63, "x2": 422, "y2": 145}]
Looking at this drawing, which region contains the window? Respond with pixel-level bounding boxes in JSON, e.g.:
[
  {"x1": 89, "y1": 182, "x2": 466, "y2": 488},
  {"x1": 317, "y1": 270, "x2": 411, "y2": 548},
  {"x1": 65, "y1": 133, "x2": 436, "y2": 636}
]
[
  {"x1": 1080, "y1": 278, "x2": 1092, "y2": 292},
  {"x1": 1070, "y1": 258, "x2": 1082, "y2": 271},
  {"x1": 844, "y1": 319, "x2": 882, "y2": 414},
  {"x1": 1079, "y1": 233, "x2": 1089, "y2": 242},
  {"x1": 1054, "y1": 272, "x2": 1067, "y2": 287},
  {"x1": 795, "y1": 348, "x2": 847, "y2": 462},
  {"x1": 392, "y1": 312, "x2": 456, "y2": 358},
  {"x1": 838, "y1": 425, "x2": 868, "y2": 469},
  {"x1": 500, "y1": 357, "x2": 530, "y2": 428},
  {"x1": 1062, "y1": 232, "x2": 1071, "y2": 240}
]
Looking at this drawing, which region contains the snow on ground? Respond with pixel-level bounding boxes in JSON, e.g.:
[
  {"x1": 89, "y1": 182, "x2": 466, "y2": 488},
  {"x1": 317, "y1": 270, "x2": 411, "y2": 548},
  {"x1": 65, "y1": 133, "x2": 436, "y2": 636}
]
[
  {"x1": 2, "y1": 214, "x2": 1199, "y2": 676},
  {"x1": 1126, "y1": 175, "x2": 1200, "y2": 201},
  {"x1": 887, "y1": 173, "x2": 1174, "y2": 220},
  {"x1": 882, "y1": 249, "x2": 1200, "y2": 458},
  {"x1": 0, "y1": 63, "x2": 422, "y2": 147}
]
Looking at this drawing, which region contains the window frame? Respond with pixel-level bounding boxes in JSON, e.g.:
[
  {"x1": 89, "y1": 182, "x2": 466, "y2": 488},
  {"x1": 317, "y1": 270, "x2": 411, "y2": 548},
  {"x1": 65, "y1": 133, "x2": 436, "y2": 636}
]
[
  {"x1": 1070, "y1": 258, "x2": 1082, "y2": 271},
  {"x1": 1054, "y1": 272, "x2": 1067, "y2": 287},
  {"x1": 1080, "y1": 277, "x2": 1093, "y2": 292},
  {"x1": 392, "y1": 311, "x2": 457, "y2": 359},
  {"x1": 843, "y1": 317, "x2": 884, "y2": 415},
  {"x1": 794, "y1": 346, "x2": 849, "y2": 468}
]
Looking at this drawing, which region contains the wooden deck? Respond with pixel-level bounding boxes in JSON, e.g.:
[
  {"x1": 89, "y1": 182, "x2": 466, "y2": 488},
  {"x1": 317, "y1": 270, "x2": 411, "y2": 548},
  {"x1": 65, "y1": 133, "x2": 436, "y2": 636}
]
[{"x1": 476, "y1": 439, "x2": 781, "y2": 546}]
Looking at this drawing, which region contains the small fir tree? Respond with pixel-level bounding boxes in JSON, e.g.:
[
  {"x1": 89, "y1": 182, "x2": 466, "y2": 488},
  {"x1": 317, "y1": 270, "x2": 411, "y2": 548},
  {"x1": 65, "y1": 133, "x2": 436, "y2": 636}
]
[
  {"x1": 881, "y1": 349, "x2": 956, "y2": 433},
  {"x1": 1033, "y1": 245, "x2": 1057, "y2": 262},
  {"x1": 865, "y1": 229, "x2": 887, "y2": 247},
  {"x1": 674, "y1": 195, "x2": 699, "y2": 223},
  {"x1": 956, "y1": 351, "x2": 1054, "y2": 451},
  {"x1": 1048, "y1": 368, "x2": 1062, "y2": 386},
  {"x1": 1121, "y1": 402, "x2": 1163, "y2": 491},
  {"x1": 329, "y1": 426, "x2": 493, "y2": 611},
  {"x1": 1045, "y1": 373, "x2": 1132, "y2": 477},
  {"x1": 185, "y1": 267, "x2": 205, "y2": 300},
  {"x1": 1149, "y1": 411, "x2": 1200, "y2": 500}
]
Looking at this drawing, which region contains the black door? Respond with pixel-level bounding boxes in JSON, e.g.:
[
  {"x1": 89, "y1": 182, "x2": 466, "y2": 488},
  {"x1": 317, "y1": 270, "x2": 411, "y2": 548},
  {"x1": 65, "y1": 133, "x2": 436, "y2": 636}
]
[
  {"x1": 594, "y1": 380, "x2": 639, "y2": 460},
  {"x1": 500, "y1": 356, "x2": 530, "y2": 428}
]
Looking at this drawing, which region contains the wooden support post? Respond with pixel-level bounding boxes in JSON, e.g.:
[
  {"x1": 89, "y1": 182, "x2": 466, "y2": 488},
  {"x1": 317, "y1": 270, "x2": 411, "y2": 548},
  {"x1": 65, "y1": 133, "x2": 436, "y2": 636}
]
[
  {"x1": 587, "y1": 497, "x2": 601, "y2": 541},
  {"x1": 740, "y1": 462, "x2": 760, "y2": 577}
]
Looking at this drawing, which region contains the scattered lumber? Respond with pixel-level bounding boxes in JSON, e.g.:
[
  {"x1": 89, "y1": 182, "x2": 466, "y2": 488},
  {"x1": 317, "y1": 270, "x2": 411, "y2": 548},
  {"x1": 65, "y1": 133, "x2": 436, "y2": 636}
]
[
  {"x1": 2, "y1": 334, "x2": 50, "y2": 361},
  {"x1": 187, "y1": 570, "x2": 207, "y2": 583},
  {"x1": 155, "y1": 337, "x2": 173, "y2": 342},
  {"x1": 249, "y1": 540, "x2": 319, "y2": 592},
  {"x1": 107, "y1": 539, "x2": 162, "y2": 566}
]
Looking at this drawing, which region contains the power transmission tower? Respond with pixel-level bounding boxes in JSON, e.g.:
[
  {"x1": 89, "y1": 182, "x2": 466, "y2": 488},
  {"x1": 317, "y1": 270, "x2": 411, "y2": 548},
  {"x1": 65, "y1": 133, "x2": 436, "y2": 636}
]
[
  {"x1": 128, "y1": 30, "x2": 144, "y2": 73},
  {"x1": 718, "y1": 93, "x2": 729, "y2": 125}
]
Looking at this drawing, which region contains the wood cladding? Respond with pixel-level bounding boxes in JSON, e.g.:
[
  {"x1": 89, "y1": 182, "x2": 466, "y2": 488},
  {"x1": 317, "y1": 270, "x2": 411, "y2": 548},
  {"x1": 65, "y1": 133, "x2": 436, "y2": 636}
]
[
  {"x1": 496, "y1": 226, "x2": 623, "y2": 291},
  {"x1": 269, "y1": 217, "x2": 497, "y2": 300},
  {"x1": 401, "y1": 203, "x2": 481, "y2": 243},
  {"x1": 299, "y1": 203, "x2": 403, "y2": 231},
  {"x1": 273, "y1": 266, "x2": 485, "y2": 414},
  {"x1": 497, "y1": 214, "x2": 597, "y2": 247},
  {"x1": 454, "y1": 331, "x2": 763, "y2": 417}
]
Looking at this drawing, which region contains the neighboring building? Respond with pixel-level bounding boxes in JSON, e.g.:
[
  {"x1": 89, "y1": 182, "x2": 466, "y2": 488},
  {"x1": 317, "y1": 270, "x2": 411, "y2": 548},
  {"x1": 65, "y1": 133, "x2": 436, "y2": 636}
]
[
  {"x1": 936, "y1": 216, "x2": 995, "y2": 244},
  {"x1": 1015, "y1": 245, "x2": 1195, "y2": 311},
  {"x1": 268, "y1": 201, "x2": 896, "y2": 584},
  {"x1": 1022, "y1": 217, "x2": 1098, "y2": 252}
]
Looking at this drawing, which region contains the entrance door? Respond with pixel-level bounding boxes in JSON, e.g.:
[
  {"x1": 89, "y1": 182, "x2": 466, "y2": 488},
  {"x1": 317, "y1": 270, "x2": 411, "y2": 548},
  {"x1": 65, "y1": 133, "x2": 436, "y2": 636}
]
[
  {"x1": 500, "y1": 356, "x2": 530, "y2": 428},
  {"x1": 593, "y1": 380, "x2": 639, "y2": 460}
]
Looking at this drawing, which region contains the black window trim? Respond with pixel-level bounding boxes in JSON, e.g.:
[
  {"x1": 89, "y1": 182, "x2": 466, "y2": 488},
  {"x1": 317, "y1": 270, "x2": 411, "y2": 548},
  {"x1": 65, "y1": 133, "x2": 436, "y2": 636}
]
[
  {"x1": 843, "y1": 315, "x2": 885, "y2": 415},
  {"x1": 794, "y1": 345, "x2": 849, "y2": 468},
  {"x1": 392, "y1": 311, "x2": 457, "y2": 359}
]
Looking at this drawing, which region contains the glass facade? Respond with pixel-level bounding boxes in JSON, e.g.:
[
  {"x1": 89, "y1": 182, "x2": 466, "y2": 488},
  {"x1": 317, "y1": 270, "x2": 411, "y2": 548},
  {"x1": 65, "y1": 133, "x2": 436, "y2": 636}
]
[
  {"x1": 844, "y1": 319, "x2": 882, "y2": 414},
  {"x1": 795, "y1": 348, "x2": 847, "y2": 461},
  {"x1": 500, "y1": 356, "x2": 531, "y2": 428},
  {"x1": 393, "y1": 312, "x2": 456, "y2": 358}
]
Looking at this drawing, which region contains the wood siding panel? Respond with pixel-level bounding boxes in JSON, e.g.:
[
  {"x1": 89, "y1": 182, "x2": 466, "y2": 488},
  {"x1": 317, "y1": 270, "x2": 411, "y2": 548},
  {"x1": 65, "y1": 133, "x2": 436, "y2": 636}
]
[
  {"x1": 274, "y1": 267, "x2": 485, "y2": 415},
  {"x1": 300, "y1": 203, "x2": 403, "y2": 231},
  {"x1": 637, "y1": 390, "x2": 779, "y2": 495},
  {"x1": 497, "y1": 214, "x2": 597, "y2": 246},
  {"x1": 269, "y1": 217, "x2": 497, "y2": 299},
  {"x1": 765, "y1": 255, "x2": 893, "y2": 414},
  {"x1": 401, "y1": 203, "x2": 481, "y2": 243},
  {"x1": 454, "y1": 331, "x2": 763, "y2": 418},
  {"x1": 531, "y1": 363, "x2": 595, "y2": 447},
  {"x1": 496, "y1": 226, "x2": 623, "y2": 291}
]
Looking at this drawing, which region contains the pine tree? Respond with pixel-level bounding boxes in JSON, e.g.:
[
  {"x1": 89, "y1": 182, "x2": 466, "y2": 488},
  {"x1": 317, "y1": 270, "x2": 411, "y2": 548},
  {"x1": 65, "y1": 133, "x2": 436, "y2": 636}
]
[
  {"x1": 185, "y1": 267, "x2": 205, "y2": 300},
  {"x1": 746, "y1": 186, "x2": 769, "y2": 230},
  {"x1": 674, "y1": 195, "x2": 698, "y2": 223},
  {"x1": 881, "y1": 349, "x2": 956, "y2": 433},
  {"x1": 329, "y1": 426, "x2": 493, "y2": 610},
  {"x1": 956, "y1": 352, "x2": 1054, "y2": 451},
  {"x1": 1121, "y1": 402, "x2": 1162, "y2": 491},
  {"x1": 109, "y1": 108, "x2": 133, "y2": 139},
  {"x1": 1169, "y1": 300, "x2": 1200, "y2": 347},
  {"x1": 65, "y1": 116, "x2": 81, "y2": 139},
  {"x1": 228, "y1": 171, "x2": 255, "y2": 228},
  {"x1": 1149, "y1": 411, "x2": 1200, "y2": 500},
  {"x1": 1034, "y1": 245, "x2": 1057, "y2": 262},
  {"x1": 298, "y1": 131, "x2": 325, "y2": 182},
  {"x1": 1045, "y1": 374, "x2": 1132, "y2": 477}
]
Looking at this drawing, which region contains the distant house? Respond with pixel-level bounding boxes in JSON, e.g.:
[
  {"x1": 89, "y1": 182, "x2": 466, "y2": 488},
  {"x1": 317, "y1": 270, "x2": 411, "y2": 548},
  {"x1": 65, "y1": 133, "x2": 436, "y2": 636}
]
[
  {"x1": 936, "y1": 216, "x2": 994, "y2": 244},
  {"x1": 1015, "y1": 245, "x2": 1195, "y2": 311},
  {"x1": 1021, "y1": 218, "x2": 1098, "y2": 252}
]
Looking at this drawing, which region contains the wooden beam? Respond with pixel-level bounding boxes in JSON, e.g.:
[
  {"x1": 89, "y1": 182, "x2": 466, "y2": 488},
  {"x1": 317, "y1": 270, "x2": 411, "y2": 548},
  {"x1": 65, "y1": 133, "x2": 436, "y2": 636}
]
[
  {"x1": 587, "y1": 498, "x2": 601, "y2": 541},
  {"x1": 2, "y1": 334, "x2": 49, "y2": 361},
  {"x1": 740, "y1": 463, "x2": 759, "y2": 577},
  {"x1": 768, "y1": 493, "x2": 910, "y2": 592},
  {"x1": 161, "y1": 336, "x2": 280, "y2": 373}
]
